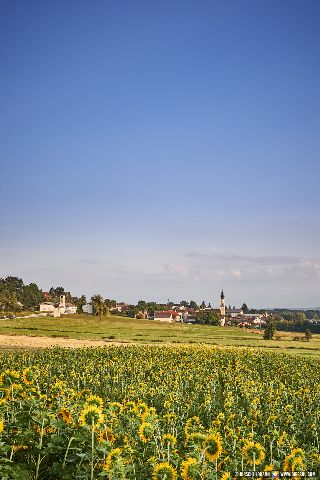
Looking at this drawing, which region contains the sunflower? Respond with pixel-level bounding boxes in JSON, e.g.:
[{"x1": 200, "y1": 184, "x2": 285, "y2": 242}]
[
  {"x1": 203, "y1": 432, "x2": 223, "y2": 462},
  {"x1": 221, "y1": 473, "x2": 231, "y2": 480},
  {"x1": 152, "y1": 462, "x2": 178, "y2": 480},
  {"x1": 0, "y1": 419, "x2": 4, "y2": 433},
  {"x1": 12, "y1": 445, "x2": 29, "y2": 452},
  {"x1": 242, "y1": 440, "x2": 265, "y2": 466},
  {"x1": 283, "y1": 448, "x2": 304, "y2": 472},
  {"x1": 138, "y1": 422, "x2": 154, "y2": 443},
  {"x1": 290, "y1": 448, "x2": 304, "y2": 459},
  {"x1": 97, "y1": 427, "x2": 116, "y2": 443},
  {"x1": 162, "y1": 433, "x2": 177, "y2": 447},
  {"x1": 78, "y1": 388, "x2": 92, "y2": 399},
  {"x1": 291, "y1": 457, "x2": 304, "y2": 479},
  {"x1": 108, "y1": 401, "x2": 124, "y2": 417},
  {"x1": 185, "y1": 432, "x2": 206, "y2": 447},
  {"x1": 133, "y1": 402, "x2": 149, "y2": 416},
  {"x1": 141, "y1": 408, "x2": 158, "y2": 424},
  {"x1": 277, "y1": 431, "x2": 287, "y2": 447},
  {"x1": 59, "y1": 407, "x2": 73, "y2": 425},
  {"x1": 264, "y1": 464, "x2": 275, "y2": 471},
  {"x1": 124, "y1": 401, "x2": 136, "y2": 411},
  {"x1": 34, "y1": 424, "x2": 56, "y2": 435},
  {"x1": 181, "y1": 457, "x2": 199, "y2": 480},
  {"x1": 163, "y1": 412, "x2": 177, "y2": 424},
  {"x1": 2, "y1": 370, "x2": 20, "y2": 386},
  {"x1": 85, "y1": 394, "x2": 104, "y2": 409},
  {"x1": 184, "y1": 416, "x2": 203, "y2": 436},
  {"x1": 103, "y1": 447, "x2": 124, "y2": 471},
  {"x1": 79, "y1": 405, "x2": 105, "y2": 429},
  {"x1": 22, "y1": 368, "x2": 33, "y2": 386}
]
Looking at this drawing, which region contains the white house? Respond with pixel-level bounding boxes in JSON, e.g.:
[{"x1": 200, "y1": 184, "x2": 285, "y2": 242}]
[
  {"x1": 153, "y1": 310, "x2": 181, "y2": 322},
  {"x1": 40, "y1": 295, "x2": 76, "y2": 317},
  {"x1": 82, "y1": 303, "x2": 93, "y2": 315},
  {"x1": 65, "y1": 303, "x2": 77, "y2": 314},
  {"x1": 226, "y1": 308, "x2": 243, "y2": 318}
]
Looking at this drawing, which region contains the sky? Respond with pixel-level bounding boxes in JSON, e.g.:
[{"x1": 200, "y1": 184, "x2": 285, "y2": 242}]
[{"x1": 1, "y1": 0, "x2": 320, "y2": 308}]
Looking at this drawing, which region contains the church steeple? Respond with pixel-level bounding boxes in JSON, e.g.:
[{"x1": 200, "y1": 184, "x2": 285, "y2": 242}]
[{"x1": 220, "y1": 289, "x2": 226, "y2": 326}]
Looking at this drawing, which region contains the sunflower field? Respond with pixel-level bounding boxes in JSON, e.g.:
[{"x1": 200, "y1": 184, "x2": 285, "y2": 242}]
[{"x1": 0, "y1": 345, "x2": 319, "y2": 479}]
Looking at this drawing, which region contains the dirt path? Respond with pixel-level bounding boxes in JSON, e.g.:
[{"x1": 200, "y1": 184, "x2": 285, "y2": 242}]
[{"x1": 0, "y1": 334, "x2": 133, "y2": 349}]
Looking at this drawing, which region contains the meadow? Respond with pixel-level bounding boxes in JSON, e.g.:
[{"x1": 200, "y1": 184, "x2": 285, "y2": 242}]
[
  {"x1": 0, "y1": 345, "x2": 319, "y2": 479},
  {"x1": 0, "y1": 314, "x2": 320, "y2": 358}
]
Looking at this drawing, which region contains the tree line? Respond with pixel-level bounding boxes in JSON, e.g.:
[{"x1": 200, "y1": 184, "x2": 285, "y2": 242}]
[{"x1": 0, "y1": 276, "x2": 87, "y2": 314}]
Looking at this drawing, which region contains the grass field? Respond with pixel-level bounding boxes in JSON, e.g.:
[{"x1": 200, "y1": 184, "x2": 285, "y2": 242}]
[{"x1": 0, "y1": 314, "x2": 319, "y2": 357}]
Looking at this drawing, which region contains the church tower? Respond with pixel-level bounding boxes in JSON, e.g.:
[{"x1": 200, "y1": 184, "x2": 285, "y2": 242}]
[{"x1": 220, "y1": 290, "x2": 226, "y2": 326}]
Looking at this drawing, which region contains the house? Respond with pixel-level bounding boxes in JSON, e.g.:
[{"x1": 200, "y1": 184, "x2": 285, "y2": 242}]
[
  {"x1": 226, "y1": 308, "x2": 243, "y2": 318},
  {"x1": 39, "y1": 302, "x2": 56, "y2": 314},
  {"x1": 82, "y1": 303, "x2": 93, "y2": 315},
  {"x1": 65, "y1": 303, "x2": 77, "y2": 314},
  {"x1": 110, "y1": 302, "x2": 128, "y2": 313},
  {"x1": 153, "y1": 310, "x2": 181, "y2": 322},
  {"x1": 40, "y1": 295, "x2": 76, "y2": 317}
]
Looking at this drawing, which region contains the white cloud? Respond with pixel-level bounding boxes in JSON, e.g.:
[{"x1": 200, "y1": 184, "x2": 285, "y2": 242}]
[{"x1": 172, "y1": 251, "x2": 320, "y2": 281}]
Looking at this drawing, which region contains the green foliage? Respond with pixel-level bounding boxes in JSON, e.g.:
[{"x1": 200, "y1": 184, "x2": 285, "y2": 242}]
[
  {"x1": 263, "y1": 322, "x2": 276, "y2": 340},
  {"x1": 196, "y1": 309, "x2": 220, "y2": 326},
  {"x1": 305, "y1": 329, "x2": 313, "y2": 342},
  {"x1": 19, "y1": 283, "x2": 43, "y2": 309},
  {"x1": 126, "y1": 305, "x2": 139, "y2": 318},
  {"x1": 76, "y1": 295, "x2": 87, "y2": 314},
  {"x1": 241, "y1": 303, "x2": 248, "y2": 313},
  {"x1": 91, "y1": 295, "x2": 108, "y2": 317},
  {"x1": 0, "y1": 290, "x2": 20, "y2": 314}
]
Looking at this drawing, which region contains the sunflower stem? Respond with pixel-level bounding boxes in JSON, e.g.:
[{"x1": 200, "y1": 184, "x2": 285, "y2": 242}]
[
  {"x1": 35, "y1": 418, "x2": 45, "y2": 480},
  {"x1": 62, "y1": 436, "x2": 75, "y2": 469},
  {"x1": 91, "y1": 418, "x2": 95, "y2": 480}
]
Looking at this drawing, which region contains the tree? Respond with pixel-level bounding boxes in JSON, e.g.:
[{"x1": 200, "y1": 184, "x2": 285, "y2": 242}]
[
  {"x1": 0, "y1": 290, "x2": 20, "y2": 314},
  {"x1": 241, "y1": 303, "x2": 248, "y2": 314},
  {"x1": 52, "y1": 286, "x2": 65, "y2": 298},
  {"x1": 294, "y1": 312, "x2": 307, "y2": 324},
  {"x1": 196, "y1": 310, "x2": 220, "y2": 326},
  {"x1": 91, "y1": 295, "x2": 108, "y2": 318},
  {"x1": 19, "y1": 283, "x2": 43, "y2": 309},
  {"x1": 263, "y1": 322, "x2": 276, "y2": 340},
  {"x1": 76, "y1": 295, "x2": 87, "y2": 314},
  {"x1": 200, "y1": 301, "x2": 206, "y2": 309},
  {"x1": 0, "y1": 276, "x2": 24, "y2": 303},
  {"x1": 137, "y1": 300, "x2": 147, "y2": 309},
  {"x1": 189, "y1": 300, "x2": 197, "y2": 309},
  {"x1": 180, "y1": 300, "x2": 188, "y2": 307},
  {"x1": 305, "y1": 329, "x2": 312, "y2": 342},
  {"x1": 126, "y1": 305, "x2": 139, "y2": 318},
  {"x1": 146, "y1": 302, "x2": 157, "y2": 315}
]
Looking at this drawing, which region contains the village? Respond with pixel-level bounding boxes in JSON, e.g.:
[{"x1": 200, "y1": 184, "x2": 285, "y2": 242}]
[
  {"x1": 1, "y1": 277, "x2": 319, "y2": 333},
  {"x1": 38, "y1": 290, "x2": 267, "y2": 329}
]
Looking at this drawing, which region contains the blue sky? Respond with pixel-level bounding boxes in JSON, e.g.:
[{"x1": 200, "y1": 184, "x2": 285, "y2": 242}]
[{"x1": 1, "y1": 1, "x2": 320, "y2": 307}]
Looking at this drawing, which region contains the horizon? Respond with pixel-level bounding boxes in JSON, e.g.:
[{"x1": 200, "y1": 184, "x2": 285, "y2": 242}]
[{"x1": 1, "y1": 1, "x2": 320, "y2": 308}]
